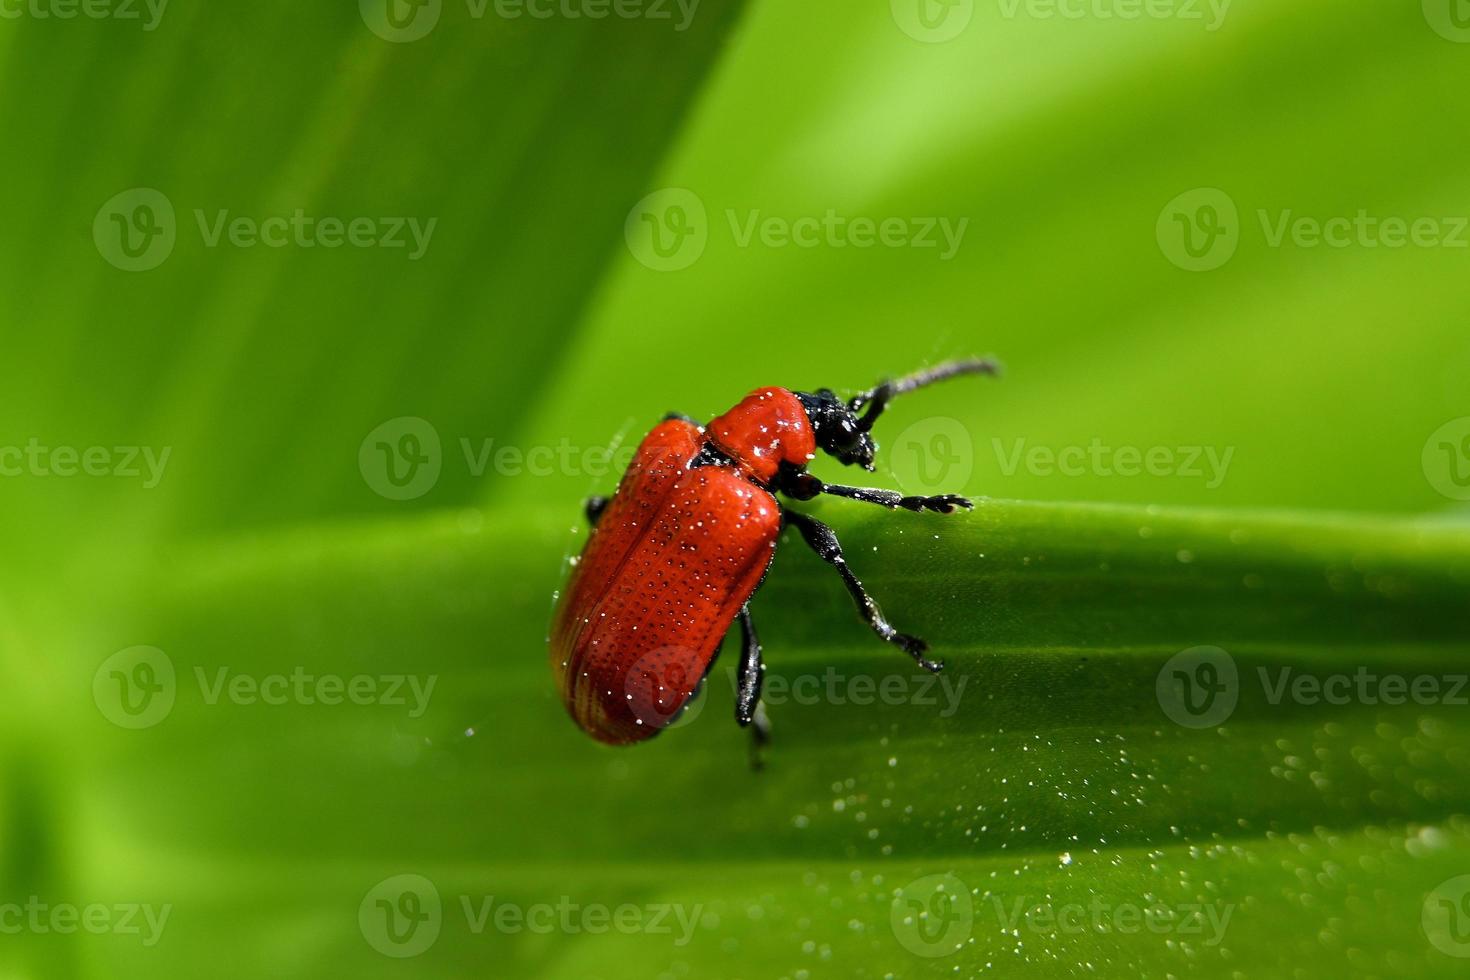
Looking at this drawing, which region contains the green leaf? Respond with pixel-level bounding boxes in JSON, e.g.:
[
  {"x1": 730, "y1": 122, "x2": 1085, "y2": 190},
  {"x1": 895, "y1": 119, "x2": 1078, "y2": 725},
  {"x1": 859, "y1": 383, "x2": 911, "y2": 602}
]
[
  {"x1": 8, "y1": 0, "x2": 1470, "y2": 977},
  {"x1": 50, "y1": 498, "x2": 1470, "y2": 977},
  {"x1": 0, "y1": 0, "x2": 748, "y2": 544}
]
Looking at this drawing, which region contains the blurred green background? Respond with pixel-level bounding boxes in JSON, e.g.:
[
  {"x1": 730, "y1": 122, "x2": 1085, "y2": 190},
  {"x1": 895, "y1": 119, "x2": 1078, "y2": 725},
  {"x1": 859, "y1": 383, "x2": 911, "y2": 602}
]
[{"x1": 4, "y1": 0, "x2": 1470, "y2": 977}]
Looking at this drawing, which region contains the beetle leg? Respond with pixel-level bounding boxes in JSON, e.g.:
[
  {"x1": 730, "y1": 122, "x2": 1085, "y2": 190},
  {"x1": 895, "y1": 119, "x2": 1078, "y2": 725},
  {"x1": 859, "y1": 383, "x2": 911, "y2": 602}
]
[
  {"x1": 748, "y1": 700, "x2": 770, "y2": 771},
  {"x1": 733, "y1": 605, "x2": 773, "y2": 769},
  {"x1": 781, "y1": 470, "x2": 971, "y2": 514},
  {"x1": 734, "y1": 604, "x2": 764, "y2": 726},
  {"x1": 783, "y1": 509, "x2": 944, "y2": 673},
  {"x1": 662, "y1": 411, "x2": 699, "y2": 424},
  {"x1": 584, "y1": 495, "x2": 609, "y2": 526},
  {"x1": 821, "y1": 482, "x2": 972, "y2": 514}
]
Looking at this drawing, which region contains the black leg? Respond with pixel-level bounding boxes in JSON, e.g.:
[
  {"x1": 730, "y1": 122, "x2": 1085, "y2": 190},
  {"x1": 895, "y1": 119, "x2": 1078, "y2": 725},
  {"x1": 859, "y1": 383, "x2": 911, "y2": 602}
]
[
  {"x1": 584, "y1": 495, "x2": 609, "y2": 526},
  {"x1": 663, "y1": 411, "x2": 699, "y2": 424},
  {"x1": 783, "y1": 509, "x2": 943, "y2": 673},
  {"x1": 734, "y1": 604, "x2": 764, "y2": 725},
  {"x1": 728, "y1": 604, "x2": 770, "y2": 768},
  {"x1": 779, "y1": 469, "x2": 971, "y2": 514},
  {"x1": 747, "y1": 701, "x2": 770, "y2": 771}
]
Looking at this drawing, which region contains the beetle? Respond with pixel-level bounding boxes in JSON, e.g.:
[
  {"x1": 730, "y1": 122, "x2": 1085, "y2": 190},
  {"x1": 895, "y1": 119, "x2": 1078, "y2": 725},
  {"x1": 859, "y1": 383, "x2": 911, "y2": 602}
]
[{"x1": 549, "y1": 358, "x2": 999, "y2": 749}]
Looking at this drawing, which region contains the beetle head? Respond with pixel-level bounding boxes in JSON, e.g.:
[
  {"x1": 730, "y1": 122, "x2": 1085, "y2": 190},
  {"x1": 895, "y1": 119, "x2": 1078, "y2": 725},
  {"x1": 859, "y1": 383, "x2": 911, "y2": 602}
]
[
  {"x1": 797, "y1": 388, "x2": 877, "y2": 471},
  {"x1": 797, "y1": 359, "x2": 1003, "y2": 474}
]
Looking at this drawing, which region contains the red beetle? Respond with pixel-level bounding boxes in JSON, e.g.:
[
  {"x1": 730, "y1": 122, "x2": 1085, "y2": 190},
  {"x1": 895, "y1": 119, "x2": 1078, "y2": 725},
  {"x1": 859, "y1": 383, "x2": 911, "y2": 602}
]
[{"x1": 549, "y1": 359, "x2": 999, "y2": 749}]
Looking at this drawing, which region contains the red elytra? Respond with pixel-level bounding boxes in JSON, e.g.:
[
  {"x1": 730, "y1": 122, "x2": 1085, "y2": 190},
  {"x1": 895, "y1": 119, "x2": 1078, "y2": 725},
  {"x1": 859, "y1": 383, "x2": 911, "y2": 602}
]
[{"x1": 549, "y1": 359, "x2": 1000, "y2": 748}]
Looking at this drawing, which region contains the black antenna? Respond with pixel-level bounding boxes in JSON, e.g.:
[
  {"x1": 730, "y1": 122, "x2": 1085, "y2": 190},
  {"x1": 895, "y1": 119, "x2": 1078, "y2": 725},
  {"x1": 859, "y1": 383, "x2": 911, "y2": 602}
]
[{"x1": 850, "y1": 357, "x2": 1002, "y2": 431}]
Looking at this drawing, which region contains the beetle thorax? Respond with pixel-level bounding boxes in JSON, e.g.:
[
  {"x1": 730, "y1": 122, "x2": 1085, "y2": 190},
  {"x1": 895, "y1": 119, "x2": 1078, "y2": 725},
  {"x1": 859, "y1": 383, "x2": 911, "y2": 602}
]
[{"x1": 705, "y1": 387, "x2": 817, "y2": 485}]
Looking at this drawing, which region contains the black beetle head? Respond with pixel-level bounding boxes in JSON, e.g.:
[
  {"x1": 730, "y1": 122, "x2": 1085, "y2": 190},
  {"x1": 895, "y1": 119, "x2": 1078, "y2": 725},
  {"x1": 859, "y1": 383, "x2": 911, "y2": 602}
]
[
  {"x1": 796, "y1": 389, "x2": 877, "y2": 471},
  {"x1": 795, "y1": 359, "x2": 1001, "y2": 475}
]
